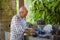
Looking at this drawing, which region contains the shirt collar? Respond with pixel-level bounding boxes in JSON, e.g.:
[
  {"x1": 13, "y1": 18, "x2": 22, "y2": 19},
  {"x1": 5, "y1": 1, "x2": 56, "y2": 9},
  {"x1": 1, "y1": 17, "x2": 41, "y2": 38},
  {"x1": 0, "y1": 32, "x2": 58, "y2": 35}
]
[{"x1": 17, "y1": 13, "x2": 26, "y2": 20}]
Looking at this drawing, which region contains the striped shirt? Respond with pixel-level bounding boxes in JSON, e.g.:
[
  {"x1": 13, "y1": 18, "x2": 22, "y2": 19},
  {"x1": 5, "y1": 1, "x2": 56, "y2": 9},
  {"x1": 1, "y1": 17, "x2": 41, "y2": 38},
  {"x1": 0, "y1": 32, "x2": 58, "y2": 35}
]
[{"x1": 10, "y1": 14, "x2": 27, "y2": 40}]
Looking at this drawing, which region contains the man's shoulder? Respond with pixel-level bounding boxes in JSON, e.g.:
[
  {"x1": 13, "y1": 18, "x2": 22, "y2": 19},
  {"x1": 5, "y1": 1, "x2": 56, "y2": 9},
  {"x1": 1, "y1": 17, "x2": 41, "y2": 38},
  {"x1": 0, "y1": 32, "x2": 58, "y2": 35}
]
[
  {"x1": 13, "y1": 15, "x2": 17, "y2": 17},
  {"x1": 12, "y1": 14, "x2": 21, "y2": 20},
  {"x1": 12, "y1": 15, "x2": 18, "y2": 19}
]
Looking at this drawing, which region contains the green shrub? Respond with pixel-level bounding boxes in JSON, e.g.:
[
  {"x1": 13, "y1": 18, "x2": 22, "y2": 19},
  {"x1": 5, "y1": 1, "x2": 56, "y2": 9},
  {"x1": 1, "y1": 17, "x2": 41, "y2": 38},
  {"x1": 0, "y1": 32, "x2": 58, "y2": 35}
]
[{"x1": 25, "y1": 0, "x2": 60, "y2": 24}]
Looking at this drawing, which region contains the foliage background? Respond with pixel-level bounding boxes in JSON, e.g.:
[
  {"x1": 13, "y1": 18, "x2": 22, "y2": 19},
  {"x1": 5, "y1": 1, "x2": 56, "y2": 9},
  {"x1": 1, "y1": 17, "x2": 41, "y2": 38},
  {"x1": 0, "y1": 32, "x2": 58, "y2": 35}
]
[{"x1": 25, "y1": 0, "x2": 60, "y2": 24}]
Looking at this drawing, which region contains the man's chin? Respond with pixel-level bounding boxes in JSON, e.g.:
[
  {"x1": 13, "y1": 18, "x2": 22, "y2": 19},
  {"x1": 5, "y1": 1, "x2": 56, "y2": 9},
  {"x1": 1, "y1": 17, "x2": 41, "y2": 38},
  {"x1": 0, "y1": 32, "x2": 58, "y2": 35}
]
[
  {"x1": 22, "y1": 16, "x2": 26, "y2": 18},
  {"x1": 24, "y1": 16, "x2": 26, "y2": 18}
]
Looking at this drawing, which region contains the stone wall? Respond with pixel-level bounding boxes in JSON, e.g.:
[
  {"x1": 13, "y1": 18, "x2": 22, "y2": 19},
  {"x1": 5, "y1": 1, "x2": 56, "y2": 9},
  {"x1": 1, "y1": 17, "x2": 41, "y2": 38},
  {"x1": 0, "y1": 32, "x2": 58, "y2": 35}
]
[{"x1": 0, "y1": 0, "x2": 16, "y2": 32}]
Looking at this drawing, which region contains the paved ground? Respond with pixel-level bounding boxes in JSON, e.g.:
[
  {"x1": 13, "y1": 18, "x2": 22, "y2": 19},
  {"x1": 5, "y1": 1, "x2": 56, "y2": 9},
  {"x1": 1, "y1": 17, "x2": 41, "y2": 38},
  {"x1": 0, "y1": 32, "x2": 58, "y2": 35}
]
[{"x1": 29, "y1": 36, "x2": 52, "y2": 40}]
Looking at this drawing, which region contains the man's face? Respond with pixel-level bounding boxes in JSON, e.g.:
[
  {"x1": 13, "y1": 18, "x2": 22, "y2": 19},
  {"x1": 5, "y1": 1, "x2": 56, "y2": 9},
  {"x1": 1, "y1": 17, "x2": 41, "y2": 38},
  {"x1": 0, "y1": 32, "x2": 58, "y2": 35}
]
[{"x1": 20, "y1": 8, "x2": 28, "y2": 18}]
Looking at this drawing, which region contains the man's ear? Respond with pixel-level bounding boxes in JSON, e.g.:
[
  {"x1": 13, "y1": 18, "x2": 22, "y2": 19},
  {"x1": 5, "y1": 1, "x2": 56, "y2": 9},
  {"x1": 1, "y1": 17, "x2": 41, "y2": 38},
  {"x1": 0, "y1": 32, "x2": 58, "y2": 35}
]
[{"x1": 26, "y1": 9, "x2": 28, "y2": 13}]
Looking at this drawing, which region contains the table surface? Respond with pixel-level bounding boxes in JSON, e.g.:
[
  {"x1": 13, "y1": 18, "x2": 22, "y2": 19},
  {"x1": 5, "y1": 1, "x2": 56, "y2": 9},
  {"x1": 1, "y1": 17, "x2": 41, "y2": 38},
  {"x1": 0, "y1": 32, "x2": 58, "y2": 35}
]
[
  {"x1": 5, "y1": 32, "x2": 52, "y2": 40},
  {"x1": 29, "y1": 36, "x2": 51, "y2": 40}
]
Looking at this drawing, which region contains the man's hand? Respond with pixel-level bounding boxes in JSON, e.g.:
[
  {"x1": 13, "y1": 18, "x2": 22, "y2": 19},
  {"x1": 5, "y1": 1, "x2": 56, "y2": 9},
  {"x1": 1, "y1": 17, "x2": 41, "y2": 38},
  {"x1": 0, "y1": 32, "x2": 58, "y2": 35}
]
[
  {"x1": 24, "y1": 29, "x2": 36, "y2": 33},
  {"x1": 24, "y1": 29, "x2": 30, "y2": 33},
  {"x1": 30, "y1": 29, "x2": 36, "y2": 33}
]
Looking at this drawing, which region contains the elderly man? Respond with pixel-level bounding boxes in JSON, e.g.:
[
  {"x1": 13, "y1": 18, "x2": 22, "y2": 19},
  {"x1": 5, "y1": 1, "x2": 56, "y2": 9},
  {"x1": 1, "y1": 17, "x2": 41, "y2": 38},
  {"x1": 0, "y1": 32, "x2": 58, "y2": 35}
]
[{"x1": 10, "y1": 6, "x2": 28, "y2": 40}]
